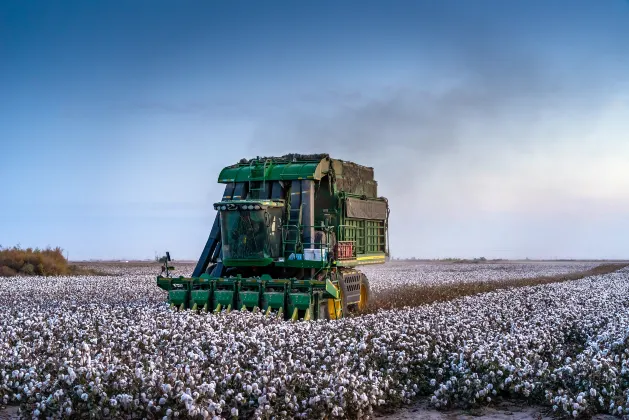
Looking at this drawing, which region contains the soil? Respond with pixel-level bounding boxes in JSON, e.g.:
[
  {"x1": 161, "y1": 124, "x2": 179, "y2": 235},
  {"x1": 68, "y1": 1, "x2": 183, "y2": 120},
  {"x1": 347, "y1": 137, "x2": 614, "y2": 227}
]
[
  {"x1": 1, "y1": 401, "x2": 620, "y2": 419},
  {"x1": 374, "y1": 400, "x2": 619, "y2": 420},
  {"x1": 0, "y1": 405, "x2": 19, "y2": 420}
]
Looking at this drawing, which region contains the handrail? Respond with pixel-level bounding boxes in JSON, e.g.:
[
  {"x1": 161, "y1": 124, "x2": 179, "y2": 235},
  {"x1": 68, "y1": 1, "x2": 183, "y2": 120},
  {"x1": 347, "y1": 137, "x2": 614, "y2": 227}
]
[
  {"x1": 248, "y1": 158, "x2": 273, "y2": 192},
  {"x1": 284, "y1": 239, "x2": 334, "y2": 262},
  {"x1": 337, "y1": 222, "x2": 386, "y2": 255},
  {"x1": 280, "y1": 220, "x2": 386, "y2": 259},
  {"x1": 280, "y1": 223, "x2": 335, "y2": 258}
]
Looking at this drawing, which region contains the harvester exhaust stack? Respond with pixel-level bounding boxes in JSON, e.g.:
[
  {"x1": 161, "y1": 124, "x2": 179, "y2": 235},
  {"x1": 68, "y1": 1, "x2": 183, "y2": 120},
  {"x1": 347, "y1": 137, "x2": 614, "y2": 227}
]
[{"x1": 157, "y1": 153, "x2": 389, "y2": 320}]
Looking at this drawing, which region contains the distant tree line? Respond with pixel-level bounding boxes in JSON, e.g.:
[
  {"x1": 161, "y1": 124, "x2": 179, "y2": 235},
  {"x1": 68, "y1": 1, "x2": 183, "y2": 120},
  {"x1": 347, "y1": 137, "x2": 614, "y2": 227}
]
[{"x1": 0, "y1": 245, "x2": 101, "y2": 277}]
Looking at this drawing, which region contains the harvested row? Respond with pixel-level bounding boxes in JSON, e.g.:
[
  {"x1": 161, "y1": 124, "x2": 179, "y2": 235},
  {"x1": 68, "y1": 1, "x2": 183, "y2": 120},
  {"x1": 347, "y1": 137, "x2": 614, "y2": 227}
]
[
  {"x1": 361, "y1": 261, "x2": 600, "y2": 292},
  {"x1": 363, "y1": 262, "x2": 627, "y2": 311},
  {"x1": 1, "y1": 264, "x2": 628, "y2": 418}
]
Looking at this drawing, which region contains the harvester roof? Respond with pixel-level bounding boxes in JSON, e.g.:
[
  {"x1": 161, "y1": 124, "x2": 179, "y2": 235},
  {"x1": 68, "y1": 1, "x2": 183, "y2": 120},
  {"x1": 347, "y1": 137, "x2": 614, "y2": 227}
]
[{"x1": 217, "y1": 153, "x2": 378, "y2": 197}]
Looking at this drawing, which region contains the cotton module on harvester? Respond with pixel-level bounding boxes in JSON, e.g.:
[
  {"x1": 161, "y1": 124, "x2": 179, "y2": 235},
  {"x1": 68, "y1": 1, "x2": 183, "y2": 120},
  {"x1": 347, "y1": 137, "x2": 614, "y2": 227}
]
[{"x1": 157, "y1": 153, "x2": 390, "y2": 321}]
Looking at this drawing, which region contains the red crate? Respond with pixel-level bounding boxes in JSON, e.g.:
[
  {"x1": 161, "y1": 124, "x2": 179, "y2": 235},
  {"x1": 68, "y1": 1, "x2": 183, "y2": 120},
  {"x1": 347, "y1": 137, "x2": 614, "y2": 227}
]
[{"x1": 336, "y1": 241, "x2": 354, "y2": 260}]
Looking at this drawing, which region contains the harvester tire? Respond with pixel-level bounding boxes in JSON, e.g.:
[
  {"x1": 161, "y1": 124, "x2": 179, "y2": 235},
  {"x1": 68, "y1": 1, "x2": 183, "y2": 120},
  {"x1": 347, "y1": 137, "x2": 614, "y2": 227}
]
[
  {"x1": 323, "y1": 300, "x2": 345, "y2": 320},
  {"x1": 319, "y1": 288, "x2": 347, "y2": 321}
]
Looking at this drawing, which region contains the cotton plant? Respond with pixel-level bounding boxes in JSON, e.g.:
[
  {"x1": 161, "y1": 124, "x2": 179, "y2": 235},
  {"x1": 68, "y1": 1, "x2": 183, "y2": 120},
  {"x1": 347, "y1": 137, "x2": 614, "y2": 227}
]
[{"x1": 0, "y1": 264, "x2": 628, "y2": 418}]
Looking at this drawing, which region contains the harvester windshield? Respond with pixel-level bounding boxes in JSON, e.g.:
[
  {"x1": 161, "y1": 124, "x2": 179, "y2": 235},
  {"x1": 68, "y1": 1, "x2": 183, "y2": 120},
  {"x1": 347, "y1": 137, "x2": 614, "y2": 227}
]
[{"x1": 220, "y1": 208, "x2": 282, "y2": 262}]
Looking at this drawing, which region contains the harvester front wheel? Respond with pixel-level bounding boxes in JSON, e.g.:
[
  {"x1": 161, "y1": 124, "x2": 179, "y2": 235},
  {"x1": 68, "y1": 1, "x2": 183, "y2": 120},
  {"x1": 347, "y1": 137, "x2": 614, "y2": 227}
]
[
  {"x1": 318, "y1": 299, "x2": 341, "y2": 320},
  {"x1": 358, "y1": 275, "x2": 371, "y2": 311},
  {"x1": 319, "y1": 288, "x2": 346, "y2": 321}
]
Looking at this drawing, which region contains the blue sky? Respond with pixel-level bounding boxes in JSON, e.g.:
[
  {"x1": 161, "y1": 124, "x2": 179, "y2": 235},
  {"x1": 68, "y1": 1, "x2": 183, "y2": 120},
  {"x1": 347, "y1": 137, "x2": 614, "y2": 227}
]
[{"x1": 1, "y1": 0, "x2": 628, "y2": 260}]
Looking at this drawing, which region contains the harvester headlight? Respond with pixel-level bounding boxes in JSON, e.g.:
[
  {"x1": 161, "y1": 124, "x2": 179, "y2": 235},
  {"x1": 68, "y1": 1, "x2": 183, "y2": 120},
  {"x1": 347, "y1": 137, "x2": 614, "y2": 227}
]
[
  {"x1": 254, "y1": 205, "x2": 261, "y2": 210},
  {"x1": 242, "y1": 205, "x2": 248, "y2": 210},
  {"x1": 248, "y1": 205, "x2": 255, "y2": 210},
  {"x1": 221, "y1": 206, "x2": 227, "y2": 210}
]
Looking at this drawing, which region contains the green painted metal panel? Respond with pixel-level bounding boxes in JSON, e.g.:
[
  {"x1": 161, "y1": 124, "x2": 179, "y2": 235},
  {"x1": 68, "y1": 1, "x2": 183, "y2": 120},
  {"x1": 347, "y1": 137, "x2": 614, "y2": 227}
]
[
  {"x1": 262, "y1": 292, "x2": 285, "y2": 309},
  {"x1": 239, "y1": 291, "x2": 260, "y2": 308},
  {"x1": 325, "y1": 278, "x2": 340, "y2": 298},
  {"x1": 169, "y1": 290, "x2": 187, "y2": 306},
  {"x1": 218, "y1": 162, "x2": 321, "y2": 183},
  {"x1": 214, "y1": 290, "x2": 234, "y2": 306},
  {"x1": 190, "y1": 290, "x2": 210, "y2": 305},
  {"x1": 223, "y1": 258, "x2": 273, "y2": 267},
  {"x1": 274, "y1": 259, "x2": 327, "y2": 269},
  {"x1": 289, "y1": 293, "x2": 312, "y2": 310},
  {"x1": 287, "y1": 293, "x2": 313, "y2": 320},
  {"x1": 157, "y1": 277, "x2": 172, "y2": 291}
]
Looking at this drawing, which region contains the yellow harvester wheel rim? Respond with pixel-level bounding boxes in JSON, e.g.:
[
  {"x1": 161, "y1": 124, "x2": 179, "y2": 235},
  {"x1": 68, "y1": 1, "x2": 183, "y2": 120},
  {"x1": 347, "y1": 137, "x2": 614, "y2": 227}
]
[
  {"x1": 327, "y1": 284, "x2": 344, "y2": 320},
  {"x1": 358, "y1": 283, "x2": 368, "y2": 311},
  {"x1": 327, "y1": 298, "x2": 342, "y2": 319}
]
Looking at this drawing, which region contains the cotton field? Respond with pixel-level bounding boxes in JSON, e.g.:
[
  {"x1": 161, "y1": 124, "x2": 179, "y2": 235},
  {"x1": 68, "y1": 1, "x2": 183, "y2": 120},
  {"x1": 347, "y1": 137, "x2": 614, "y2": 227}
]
[{"x1": 1, "y1": 262, "x2": 629, "y2": 419}]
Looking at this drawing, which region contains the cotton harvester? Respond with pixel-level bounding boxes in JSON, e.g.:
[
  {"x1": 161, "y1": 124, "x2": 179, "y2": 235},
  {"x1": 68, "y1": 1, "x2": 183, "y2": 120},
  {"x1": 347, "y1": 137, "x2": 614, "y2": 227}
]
[{"x1": 156, "y1": 153, "x2": 390, "y2": 320}]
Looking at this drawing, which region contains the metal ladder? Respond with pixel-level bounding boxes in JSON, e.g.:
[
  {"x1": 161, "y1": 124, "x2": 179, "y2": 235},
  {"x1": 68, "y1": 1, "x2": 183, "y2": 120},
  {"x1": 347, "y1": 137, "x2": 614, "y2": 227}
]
[
  {"x1": 248, "y1": 158, "x2": 272, "y2": 194},
  {"x1": 283, "y1": 204, "x2": 303, "y2": 256}
]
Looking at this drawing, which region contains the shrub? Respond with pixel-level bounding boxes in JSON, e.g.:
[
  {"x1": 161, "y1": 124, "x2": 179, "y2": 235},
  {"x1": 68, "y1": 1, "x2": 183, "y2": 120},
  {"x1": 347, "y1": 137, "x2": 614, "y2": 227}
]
[
  {"x1": 0, "y1": 245, "x2": 104, "y2": 277},
  {"x1": 20, "y1": 263, "x2": 35, "y2": 275},
  {"x1": 0, "y1": 266, "x2": 17, "y2": 277}
]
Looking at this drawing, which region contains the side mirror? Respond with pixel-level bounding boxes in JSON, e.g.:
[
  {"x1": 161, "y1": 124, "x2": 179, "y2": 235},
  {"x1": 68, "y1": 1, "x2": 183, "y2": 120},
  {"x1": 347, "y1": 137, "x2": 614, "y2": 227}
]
[{"x1": 162, "y1": 251, "x2": 174, "y2": 277}]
